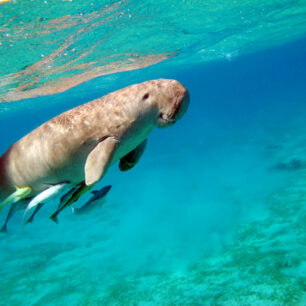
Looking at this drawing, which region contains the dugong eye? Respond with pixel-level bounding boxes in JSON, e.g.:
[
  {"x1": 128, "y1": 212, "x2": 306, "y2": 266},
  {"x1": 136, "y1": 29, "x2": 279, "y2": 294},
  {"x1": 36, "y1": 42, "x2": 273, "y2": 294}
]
[{"x1": 142, "y1": 93, "x2": 149, "y2": 100}]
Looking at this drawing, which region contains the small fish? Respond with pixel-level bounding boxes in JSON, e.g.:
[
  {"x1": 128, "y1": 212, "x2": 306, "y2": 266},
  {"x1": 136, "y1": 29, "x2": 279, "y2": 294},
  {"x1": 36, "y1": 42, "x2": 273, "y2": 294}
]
[
  {"x1": 59, "y1": 186, "x2": 78, "y2": 208},
  {"x1": 0, "y1": 186, "x2": 32, "y2": 213},
  {"x1": 25, "y1": 204, "x2": 43, "y2": 225},
  {"x1": 72, "y1": 185, "x2": 112, "y2": 215},
  {"x1": 269, "y1": 158, "x2": 304, "y2": 172},
  {"x1": 0, "y1": 198, "x2": 30, "y2": 233},
  {"x1": 23, "y1": 182, "x2": 69, "y2": 224},
  {"x1": 50, "y1": 182, "x2": 93, "y2": 224}
]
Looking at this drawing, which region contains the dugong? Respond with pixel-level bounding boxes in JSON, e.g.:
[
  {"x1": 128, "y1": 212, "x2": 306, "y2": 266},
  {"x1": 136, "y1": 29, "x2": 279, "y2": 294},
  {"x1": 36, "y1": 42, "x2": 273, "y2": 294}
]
[{"x1": 0, "y1": 79, "x2": 190, "y2": 202}]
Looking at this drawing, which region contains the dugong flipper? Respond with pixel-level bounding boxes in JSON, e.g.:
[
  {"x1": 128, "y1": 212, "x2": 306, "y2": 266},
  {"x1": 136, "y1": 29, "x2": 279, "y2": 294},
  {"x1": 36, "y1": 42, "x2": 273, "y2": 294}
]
[
  {"x1": 85, "y1": 137, "x2": 119, "y2": 186},
  {"x1": 119, "y1": 139, "x2": 147, "y2": 171}
]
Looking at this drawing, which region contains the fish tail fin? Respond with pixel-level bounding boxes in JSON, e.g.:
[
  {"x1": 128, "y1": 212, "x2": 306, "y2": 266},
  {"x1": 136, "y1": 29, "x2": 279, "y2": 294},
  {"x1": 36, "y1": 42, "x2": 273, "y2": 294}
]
[
  {"x1": 49, "y1": 213, "x2": 59, "y2": 224},
  {"x1": 25, "y1": 214, "x2": 34, "y2": 224},
  {"x1": 27, "y1": 203, "x2": 43, "y2": 225},
  {"x1": 22, "y1": 211, "x2": 29, "y2": 225},
  {"x1": 0, "y1": 224, "x2": 8, "y2": 234},
  {"x1": 71, "y1": 207, "x2": 79, "y2": 215}
]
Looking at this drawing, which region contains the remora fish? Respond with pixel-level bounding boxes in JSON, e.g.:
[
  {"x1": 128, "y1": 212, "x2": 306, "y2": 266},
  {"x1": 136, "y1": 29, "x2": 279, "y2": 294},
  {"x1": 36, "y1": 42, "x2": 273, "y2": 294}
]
[
  {"x1": 0, "y1": 186, "x2": 31, "y2": 213},
  {"x1": 59, "y1": 186, "x2": 78, "y2": 208},
  {"x1": 0, "y1": 79, "x2": 189, "y2": 220},
  {"x1": 0, "y1": 197, "x2": 42, "y2": 233},
  {"x1": 72, "y1": 185, "x2": 111, "y2": 215},
  {"x1": 0, "y1": 199, "x2": 29, "y2": 233},
  {"x1": 49, "y1": 182, "x2": 92, "y2": 223},
  {"x1": 23, "y1": 182, "x2": 69, "y2": 224}
]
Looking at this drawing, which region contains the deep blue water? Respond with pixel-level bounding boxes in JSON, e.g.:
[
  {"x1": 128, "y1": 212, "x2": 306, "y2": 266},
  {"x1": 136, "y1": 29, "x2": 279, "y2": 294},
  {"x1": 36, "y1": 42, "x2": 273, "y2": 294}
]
[{"x1": 0, "y1": 36, "x2": 306, "y2": 304}]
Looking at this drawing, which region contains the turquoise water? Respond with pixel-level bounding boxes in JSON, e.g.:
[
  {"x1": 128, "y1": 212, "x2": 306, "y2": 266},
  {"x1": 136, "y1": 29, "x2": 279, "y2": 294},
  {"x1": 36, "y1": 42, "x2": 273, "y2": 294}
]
[{"x1": 1, "y1": 0, "x2": 306, "y2": 305}]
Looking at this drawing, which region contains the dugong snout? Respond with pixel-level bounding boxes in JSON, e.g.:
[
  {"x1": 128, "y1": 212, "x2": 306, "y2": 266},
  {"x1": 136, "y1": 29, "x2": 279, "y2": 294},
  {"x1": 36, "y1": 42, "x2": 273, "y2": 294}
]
[
  {"x1": 173, "y1": 88, "x2": 190, "y2": 122},
  {"x1": 156, "y1": 79, "x2": 190, "y2": 128}
]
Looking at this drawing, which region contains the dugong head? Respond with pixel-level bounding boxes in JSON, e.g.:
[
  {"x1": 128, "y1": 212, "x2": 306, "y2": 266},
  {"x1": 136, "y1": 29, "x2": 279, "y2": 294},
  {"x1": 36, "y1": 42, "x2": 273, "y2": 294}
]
[
  {"x1": 154, "y1": 79, "x2": 190, "y2": 128},
  {"x1": 138, "y1": 79, "x2": 189, "y2": 128}
]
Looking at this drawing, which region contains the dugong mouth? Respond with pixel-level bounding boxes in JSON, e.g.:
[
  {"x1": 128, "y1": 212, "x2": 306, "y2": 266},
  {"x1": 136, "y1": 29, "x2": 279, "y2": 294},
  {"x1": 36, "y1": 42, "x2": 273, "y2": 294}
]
[{"x1": 172, "y1": 89, "x2": 190, "y2": 122}]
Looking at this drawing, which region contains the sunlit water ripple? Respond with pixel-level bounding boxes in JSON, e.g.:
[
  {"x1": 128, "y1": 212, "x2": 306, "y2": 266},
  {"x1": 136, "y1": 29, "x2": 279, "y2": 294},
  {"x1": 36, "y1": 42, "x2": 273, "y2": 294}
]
[{"x1": 1, "y1": 0, "x2": 306, "y2": 102}]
